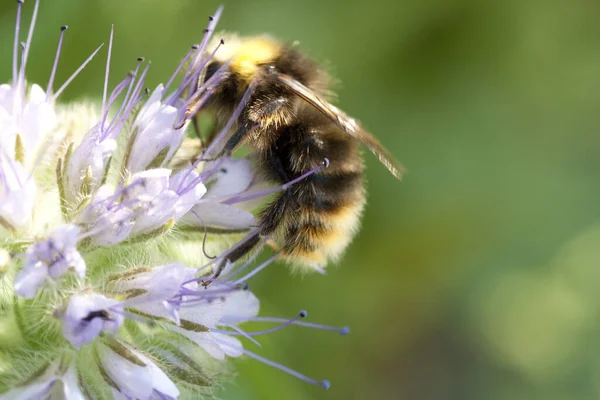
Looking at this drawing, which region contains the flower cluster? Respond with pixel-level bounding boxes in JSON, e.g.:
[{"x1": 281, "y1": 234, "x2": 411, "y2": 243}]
[{"x1": 0, "y1": 2, "x2": 347, "y2": 398}]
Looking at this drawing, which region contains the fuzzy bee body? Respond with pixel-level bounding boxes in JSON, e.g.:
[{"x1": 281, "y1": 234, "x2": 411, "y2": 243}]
[
  {"x1": 195, "y1": 34, "x2": 401, "y2": 272},
  {"x1": 256, "y1": 107, "x2": 366, "y2": 267}
]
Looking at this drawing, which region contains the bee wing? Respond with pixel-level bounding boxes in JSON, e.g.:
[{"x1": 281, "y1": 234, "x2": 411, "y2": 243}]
[{"x1": 274, "y1": 72, "x2": 405, "y2": 180}]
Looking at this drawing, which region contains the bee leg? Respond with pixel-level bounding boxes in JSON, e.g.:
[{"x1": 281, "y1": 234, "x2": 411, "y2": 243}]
[
  {"x1": 192, "y1": 114, "x2": 204, "y2": 145},
  {"x1": 207, "y1": 231, "x2": 261, "y2": 285},
  {"x1": 259, "y1": 151, "x2": 292, "y2": 236},
  {"x1": 201, "y1": 121, "x2": 258, "y2": 162},
  {"x1": 223, "y1": 121, "x2": 258, "y2": 156},
  {"x1": 212, "y1": 95, "x2": 290, "y2": 158}
]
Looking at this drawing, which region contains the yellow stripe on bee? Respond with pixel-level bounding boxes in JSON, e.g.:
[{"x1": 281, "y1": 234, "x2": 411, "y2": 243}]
[
  {"x1": 229, "y1": 37, "x2": 281, "y2": 82},
  {"x1": 282, "y1": 249, "x2": 327, "y2": 267}
]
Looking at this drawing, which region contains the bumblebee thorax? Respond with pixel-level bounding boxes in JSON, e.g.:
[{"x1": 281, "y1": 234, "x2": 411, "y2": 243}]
[{"x1": 215, "y1": 35, "x2": 281, "y2": 83}]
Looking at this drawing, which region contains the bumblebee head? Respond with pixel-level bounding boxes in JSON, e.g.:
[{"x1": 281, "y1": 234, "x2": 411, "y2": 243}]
[{"x1": 208, "y1": 33, "x2": 282, "y2": 83}]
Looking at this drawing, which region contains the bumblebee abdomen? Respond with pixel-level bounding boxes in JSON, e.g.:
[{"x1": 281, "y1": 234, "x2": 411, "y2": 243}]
[
  {"x1": 278, "y1": 196, "x2": 366, "y2": 269},
  {"x1": 261, "y1": 129, "x2": 366, "y2": 270}
]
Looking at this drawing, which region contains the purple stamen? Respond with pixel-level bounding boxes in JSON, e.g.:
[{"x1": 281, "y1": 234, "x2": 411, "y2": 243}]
[
  {"x1": 171, "y1": 37, "x2": 227, "y2": 112},
  {"x1": 46, "y1": 25, "x2": 68, "y2": 99},
  {"x1": 19, "y1": 0, "x2": 39, "y2": 97},
  {"x1": 101, "y1": 25, "x2": 115, "y2": 123},
  {"x1": 202, "y1": 80, "x2": 257, "y2": 160},
  {"x1": 246, "y1": 317, "x2": 350, "y2": 335},
  {"x1": 172, "y1": 60, "x2": 230, "y2": 130},
  {"x1": 98, "y1": 74, "x2": 133, "y2": 136},
  {"x1": 231, "y1": 252, "x2": 280, "y2": 285},
  {"x1": 219, "y1": 310, "x2": 307, "y2": 337},
  {"x1": 16, "y1": 42, "x2": 26, "y2": 108},
  {"x1": 220, "y1": 324, "x2": 262, "y2": 347},
  {"x1": 163, "y1": 45, "x2": 198, "y2": 98},
  {"x1": 223, "y1": 237, "x2": 267, "y2": 281},
  {"x1": 101, "y1": 60, "x2": 148, "y2": 141},
  {"x1": 120, "y1": 60, "x2": 149, "y2": 116},
  {"x1": 186, "y1": 6, "x2": 223, "y2": 92},
  {"x1": 52, "y1": 43, "x2": 104, "y2": 100},
  {"x1": 223, "y1": 158, "x2": 329, "y2": 205},
  {"x1": 105, "y1": 59, "x2": 143, "y2": 133},
  {"x1": 197, "y1": 37, "x2": 225, "y2": 77},
  {"x1": 13, "y1": 0, "x2": 23, "y2": 85},
  {"x1": 175, "y1": 284, "x2": 240, "y2": 303},
  {"x1": 240, "y1": 348, "x2": 330, "y2": 390},
  {"x1": 177, "y1": 158, "x2": 225, "y2": 196},
  {"x1": 115, "y1": 61, "x2": 151, "y2": 124},
  {"x1": 175, "y1": 290, "x2": 239, "y2": 308}
]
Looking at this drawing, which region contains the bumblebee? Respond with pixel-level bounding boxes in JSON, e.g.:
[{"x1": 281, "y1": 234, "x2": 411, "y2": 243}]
[{"x1": 193, "y1": 34, "x2": 403, "y2": 274}]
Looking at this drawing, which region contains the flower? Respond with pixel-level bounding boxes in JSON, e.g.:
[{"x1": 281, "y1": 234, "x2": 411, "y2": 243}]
[
  {"x1": 62, "y1": 293, "x2": 124, "y2": 349},
  {"x1": 0, "y1": 358, "x2": 85, "y2": 400},
  {"x1": 0, "y1": 153, "x2": 36, "y2": 230},
  {"x1": 126, "y1": 84, "x2": 184, "y2": 173},
  {"x1": 98, "y1": 341, "x2": 180, "y2": 400},
  {"x1": 13, "y1": 224, "x2": 85, "y2": 298},
  {"x1": 0, "y1": 2, "x2": 348, "y2": 398}
]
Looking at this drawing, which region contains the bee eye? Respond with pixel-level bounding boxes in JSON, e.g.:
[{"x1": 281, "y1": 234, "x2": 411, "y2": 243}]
[{"x1": 204, "y1": 61, "x2": 222, "y2": 83}]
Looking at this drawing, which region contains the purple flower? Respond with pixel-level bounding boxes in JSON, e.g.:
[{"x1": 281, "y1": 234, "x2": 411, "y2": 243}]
[
  {"x1": 62, "y1": 293, "x2": 124, "y2": 349},
  {"x1": 13, "y1": 224, "x2": 85, "y2": 298}
]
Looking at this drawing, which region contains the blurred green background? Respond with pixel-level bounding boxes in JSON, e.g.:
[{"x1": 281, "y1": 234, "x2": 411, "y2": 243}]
[{"x1": 3, "y1": 0, "x2": 600, "y2": 399}]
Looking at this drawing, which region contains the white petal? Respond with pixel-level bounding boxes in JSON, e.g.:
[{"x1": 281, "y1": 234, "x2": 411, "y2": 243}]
[
  {"x1": 28, "y1": 83, "x2": 47, "y2": 104},
  {"x1": 212, "y1": 332, "x2": 244, "y2": 357},
  {"x1": 187, "y1": 202, "x2": 256, "y2": 229},
  {"x1": 219, "y1": 290, "x2": 260, "y2": 325},
  {"x1": 48, "y1": 224, "x2": 80, "y2": 248},
  {"x1": 110, "y1": 388, "x2": 128, "y2": 400},
  {"x1": 0, "y1": 158, "x2": 36, "y2": 229},
  {"x1": 170, "y1": 170, "x2": 207, "y2": 218},
  {"x1": 66, "y1": 133, "x2": 116, "y2": 201},
  {"x1": 116, "y1": 263, "x2": 188, "y2": 295},
  {"x1": 0, "y1": 379, "x2": 56, "y2": 400},
  {"x1": 20, "y1": 84, "x2": 57, "y2": 155},
  {"x1": 99, "y1": 344, "x2": 153, "y2": 399},
  {"x1": 0, "y1": 83, "x2": 14, "y2": 111},
  {"x1": 129, "y1": 297, "x2": 176, "y2": 321},
  {"x1": 62, "y1": 363, "x2": 86, "y2": 400},
  {"x1": 136, "y1": 352, "x2": 180, "y2": 399},
  {"x1": 13, "y1": 262, "x2": 48, "y2": 299},
  {"x1": 0, "y1": 359, "x2": 58, "y2": 400},
  {"x1": 128, "y1": 85, "x2": 182, "y2": 172},
  {"x1": 174, "y1": 329, "x2": 225, "y2": 360},
  {"x1": 205, "y1": 158, "x2": 253, "y2": 198},
  {"x1": 177, "y1": 296, "x2": 225, "y2": 328}
]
